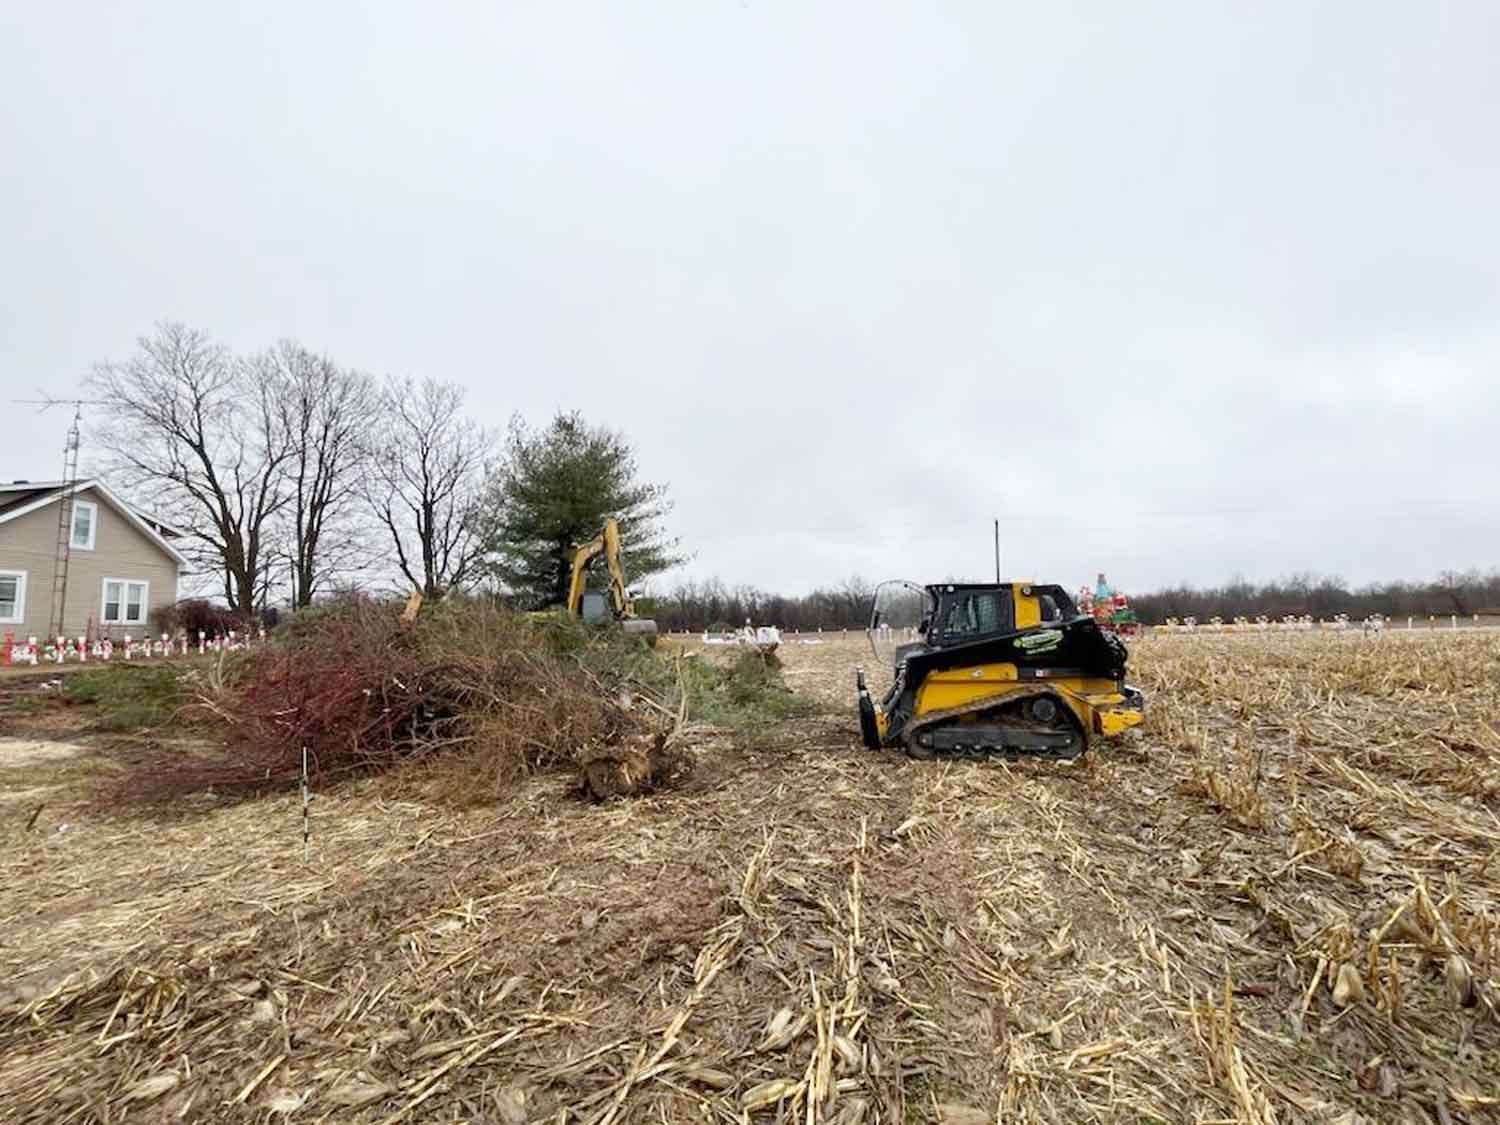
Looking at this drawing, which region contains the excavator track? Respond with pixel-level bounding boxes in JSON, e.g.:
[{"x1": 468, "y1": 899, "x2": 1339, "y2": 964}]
[{"x1": 899, "y1": 687, "x2": 1086, "y2": 761}]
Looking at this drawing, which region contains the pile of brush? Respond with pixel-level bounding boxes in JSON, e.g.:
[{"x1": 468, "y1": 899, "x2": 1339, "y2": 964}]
[{"x1": 131, "y1": 597, "x2": 688, "y2": 804}]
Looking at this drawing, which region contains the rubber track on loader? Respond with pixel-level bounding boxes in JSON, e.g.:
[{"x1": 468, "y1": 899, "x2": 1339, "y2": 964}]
[{"x1": 899, "y1": 686, "x2": 1087, "y2": 760}]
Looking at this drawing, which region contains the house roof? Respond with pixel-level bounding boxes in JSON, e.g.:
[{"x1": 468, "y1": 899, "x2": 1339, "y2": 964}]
[
  {"x1": 0, "y1": 486, "x2": 56, "y2": 521},
  {"x1": 0, "y1": 479, "x2": 189, "y2": 566},
  {"x1": 0, "y1": 480, "x2": 68, "y2": 491}
]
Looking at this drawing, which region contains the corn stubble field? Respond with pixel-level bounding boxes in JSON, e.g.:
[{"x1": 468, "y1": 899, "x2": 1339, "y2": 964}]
[{"x1": 1, "y1": 631, "x2": 1497, "y2": 1123}]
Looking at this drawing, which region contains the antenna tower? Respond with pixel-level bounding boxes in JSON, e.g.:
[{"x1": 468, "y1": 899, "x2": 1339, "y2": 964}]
[{"x1": 49, "y1": 404, "x2": 84, "y2": 639}]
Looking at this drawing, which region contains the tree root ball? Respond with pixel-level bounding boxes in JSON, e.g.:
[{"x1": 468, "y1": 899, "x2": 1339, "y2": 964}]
[{"x1": 576, "y1": 732, "x2": 690, "y2": 800}]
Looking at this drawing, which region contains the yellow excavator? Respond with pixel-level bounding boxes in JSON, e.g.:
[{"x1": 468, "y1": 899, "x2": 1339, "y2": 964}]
[{"x1": 566, "y1": 517, "x2": 658, "y2": 644}]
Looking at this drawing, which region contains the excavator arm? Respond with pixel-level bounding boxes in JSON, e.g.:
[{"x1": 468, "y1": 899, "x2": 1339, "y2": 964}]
[{"x1": 566, "y1": 517, "x2": 634, "y2": 619}]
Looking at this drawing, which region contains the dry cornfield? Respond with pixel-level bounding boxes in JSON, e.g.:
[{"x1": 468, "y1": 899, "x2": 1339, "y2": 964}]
[{"x1": 1, "y1": 630, "x2": 1497, "y2": 1122}]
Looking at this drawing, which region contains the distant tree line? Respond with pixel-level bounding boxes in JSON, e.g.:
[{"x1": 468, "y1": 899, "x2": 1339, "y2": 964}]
[
  {"x1": 1130, "y1": 570, "x2": 1500, "y2": 623},
  {"x1": 647, "y1": 570, "x2": 1500, "y2": 632},
  {"x1": 649, "y1": 577, "x2": 875, "y2": 632},
  {"x1": 88, "y1": 322, "x2": 680, "y2": 617}
]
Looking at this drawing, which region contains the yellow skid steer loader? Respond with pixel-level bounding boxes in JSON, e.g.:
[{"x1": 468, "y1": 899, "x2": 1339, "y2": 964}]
[{"x1": 857, "y1": 581, "x2": 1143, "y2": 759}]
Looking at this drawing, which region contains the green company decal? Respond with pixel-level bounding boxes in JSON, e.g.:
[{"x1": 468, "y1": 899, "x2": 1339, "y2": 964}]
[{"x1": 1015, "y1": 629, "x2": 1063, "y2": 654}]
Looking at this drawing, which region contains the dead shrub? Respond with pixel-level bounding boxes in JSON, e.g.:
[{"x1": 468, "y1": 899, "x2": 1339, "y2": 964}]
[{"x1": 150, "y1": 598, "x2": 249, "y2": 638}]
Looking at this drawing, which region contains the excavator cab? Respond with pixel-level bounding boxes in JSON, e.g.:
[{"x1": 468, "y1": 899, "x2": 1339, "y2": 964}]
[
  {"x1": 858, "y1": 580, "x2": 1143, "y2": 759},
  {"x1": 578, "y1": 591, "x2": 614, "y2": 624}
]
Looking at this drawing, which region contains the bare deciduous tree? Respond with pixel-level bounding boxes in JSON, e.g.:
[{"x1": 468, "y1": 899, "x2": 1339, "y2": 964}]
[
  {"x1": 86, "y1": 323, "x2": 293, "y2": 616},
  {"x1": 365, "y1": 376, "x2": 490, "y2": 598},
  {"x1": 262, "y1": 342, "x2": 379, "y2": 606}
]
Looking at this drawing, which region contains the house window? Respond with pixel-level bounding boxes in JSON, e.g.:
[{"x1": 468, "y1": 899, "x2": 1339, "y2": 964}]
[
  {"x1": 70, "y1": 500, "x2": 97, "y2": 550},
  {"x1": 0, "y1": 570, "x2": 25, "y2": 624},
  {"x1": 102, "y1": 578, "x2": 148, "y2": 625}
]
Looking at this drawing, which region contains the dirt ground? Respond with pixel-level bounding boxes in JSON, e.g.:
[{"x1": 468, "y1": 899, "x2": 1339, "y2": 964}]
[{"x1": 1, "y1": 632, "x2": 1497, "y2": 1123}]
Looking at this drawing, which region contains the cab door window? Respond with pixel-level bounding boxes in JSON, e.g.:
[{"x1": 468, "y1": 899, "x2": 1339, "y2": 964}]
[{"x1": 940, "y1": 590, "x2": 1009, "y2": 643}]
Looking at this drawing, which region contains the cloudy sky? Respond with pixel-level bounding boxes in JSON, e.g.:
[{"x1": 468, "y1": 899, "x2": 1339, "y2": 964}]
[{"x1": 3, "y1": 2, "x2": 1496, "y2": 596}]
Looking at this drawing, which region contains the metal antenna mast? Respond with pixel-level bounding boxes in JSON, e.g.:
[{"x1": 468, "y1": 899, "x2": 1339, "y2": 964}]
[{"x1": 48, "y1": 404, "x2": 85, "y2": 638}]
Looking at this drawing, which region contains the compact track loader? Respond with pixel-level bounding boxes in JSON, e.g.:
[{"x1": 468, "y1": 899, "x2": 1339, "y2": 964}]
[{"x1": 857, "y1": 581, "x2": 1143, "y2": 759}]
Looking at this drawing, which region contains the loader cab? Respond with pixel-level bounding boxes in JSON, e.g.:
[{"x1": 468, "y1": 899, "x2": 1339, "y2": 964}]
[
  {"x1": 868, "y1": 580, "x2": 1080, "y2": 668},
  {"x1": 926, "y1": 583, "x2": 1077, "y2": 648},
  {"x1": 932, "y1": 585, "x2": 1012, "y2": 645}
]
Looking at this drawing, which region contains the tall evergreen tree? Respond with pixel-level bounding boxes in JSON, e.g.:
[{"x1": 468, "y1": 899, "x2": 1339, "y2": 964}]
[{"x1": 485, "y1": 412, "x2": 682, "y2": 606}]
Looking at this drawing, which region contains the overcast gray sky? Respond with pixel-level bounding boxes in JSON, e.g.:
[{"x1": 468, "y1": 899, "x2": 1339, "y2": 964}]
[{"x1": 3, "y1": 2, "x2": 1496, "y2": 596}]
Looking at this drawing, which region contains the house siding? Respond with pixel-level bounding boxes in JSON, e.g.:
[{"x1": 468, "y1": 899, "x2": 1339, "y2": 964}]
[{"x1": 0, "y1": 487, "x2": 181, "y2": 642}]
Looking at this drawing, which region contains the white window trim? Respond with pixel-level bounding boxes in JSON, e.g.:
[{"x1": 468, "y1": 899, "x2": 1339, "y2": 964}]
[
  {"x1": 0, "y1": 569, "x2": 25, "y2": 625},
  {"x1": 70, "y1": 499, "x2": 98, "y2": 551},
  {"x1": 100, "y1": 577, "x2": 150, "y2": 626}
]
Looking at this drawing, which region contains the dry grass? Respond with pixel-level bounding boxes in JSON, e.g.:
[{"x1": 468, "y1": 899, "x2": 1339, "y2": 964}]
[{"x1": 1, "y1": 631, "x2": 1497, "y2": 1122}]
